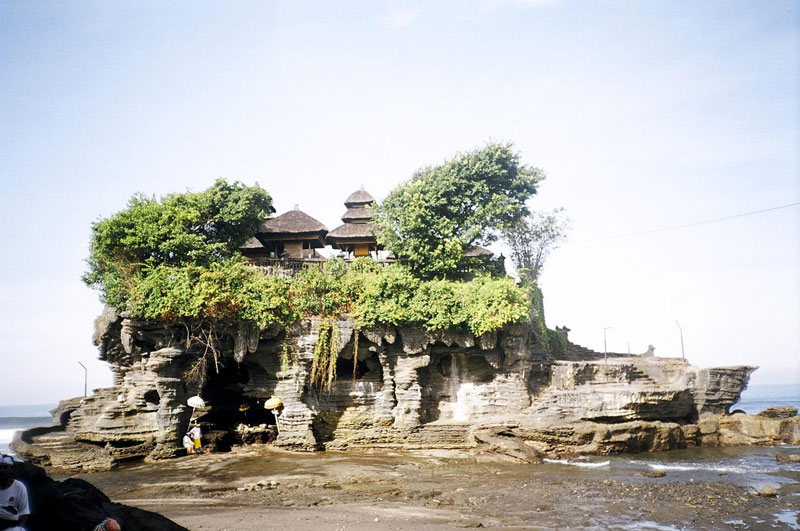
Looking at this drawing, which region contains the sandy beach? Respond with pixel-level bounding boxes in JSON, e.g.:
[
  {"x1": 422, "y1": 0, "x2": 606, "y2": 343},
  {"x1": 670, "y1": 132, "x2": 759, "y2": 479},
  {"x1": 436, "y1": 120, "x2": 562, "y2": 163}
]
[{"x1": 74, "y1": 445, "x2": 799, "y2": 530}]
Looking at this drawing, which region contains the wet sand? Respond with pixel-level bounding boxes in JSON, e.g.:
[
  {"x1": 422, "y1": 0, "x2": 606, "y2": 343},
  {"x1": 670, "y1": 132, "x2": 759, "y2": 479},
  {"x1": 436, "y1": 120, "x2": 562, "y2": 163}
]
[{"x1": 78, "y1": 446, "x2": 799, "y2": 530}]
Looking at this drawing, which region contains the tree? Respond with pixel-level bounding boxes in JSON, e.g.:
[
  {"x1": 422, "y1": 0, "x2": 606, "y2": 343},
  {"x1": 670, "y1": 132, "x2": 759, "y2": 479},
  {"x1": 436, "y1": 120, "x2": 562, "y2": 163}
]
[
  {"x1": 503, "y1": 208, "x2": 570, "y2": 283},
  {"x1": 374, "y1": 142, "x2": 544, "y2": 279},
  {"x1": 83, "y1": 179, "x2": 274, "y2": 309}
]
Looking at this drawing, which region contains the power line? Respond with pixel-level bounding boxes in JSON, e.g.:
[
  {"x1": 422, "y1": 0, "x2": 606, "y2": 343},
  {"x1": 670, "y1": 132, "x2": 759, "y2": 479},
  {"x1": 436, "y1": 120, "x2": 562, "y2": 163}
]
[{"x1": 574, "y1": 201, "x2": 800, "y2": 243}]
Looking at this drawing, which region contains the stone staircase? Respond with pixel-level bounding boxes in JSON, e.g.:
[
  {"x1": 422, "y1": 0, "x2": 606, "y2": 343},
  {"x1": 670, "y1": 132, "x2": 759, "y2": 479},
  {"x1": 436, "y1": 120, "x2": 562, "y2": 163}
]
[
  {"x1": 559, "y1": 341, "x2": 631, "y2": 362},
  {"x1": 629, "y1": 367, "x2": 655, "y2": 384},
  {"x1": 30, "y1": 431, "x2": 77, "y2": 452}
]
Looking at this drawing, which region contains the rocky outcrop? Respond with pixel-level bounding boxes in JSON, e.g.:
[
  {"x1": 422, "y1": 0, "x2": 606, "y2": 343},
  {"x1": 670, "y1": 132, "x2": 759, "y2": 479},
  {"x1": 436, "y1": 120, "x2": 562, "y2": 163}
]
[
  {"x1": 14, "y1": 311, "x2": 767, "y2": 470},
  {"x1": 9, "y1": 459, "x2": 185, "y2": 530}
]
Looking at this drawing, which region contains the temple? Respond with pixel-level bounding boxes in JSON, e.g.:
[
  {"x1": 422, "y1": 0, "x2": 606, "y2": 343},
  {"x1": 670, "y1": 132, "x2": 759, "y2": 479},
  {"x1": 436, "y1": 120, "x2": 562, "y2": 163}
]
[
  {"x1": 254, "y1": 206, "x2": 328, "y2": 259},
  {"x1": 244, "y1": 187, "x2": 389, "y2": 264},
  {"x1": 326, "y1": 187, "x2": 381, "y2": 258}
]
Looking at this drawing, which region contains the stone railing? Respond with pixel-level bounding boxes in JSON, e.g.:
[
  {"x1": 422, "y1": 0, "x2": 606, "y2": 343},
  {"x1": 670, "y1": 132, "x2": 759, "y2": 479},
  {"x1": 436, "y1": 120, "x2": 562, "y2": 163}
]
[{"x1": 246, "y1": 257, "x2": 396, "y2": 276}]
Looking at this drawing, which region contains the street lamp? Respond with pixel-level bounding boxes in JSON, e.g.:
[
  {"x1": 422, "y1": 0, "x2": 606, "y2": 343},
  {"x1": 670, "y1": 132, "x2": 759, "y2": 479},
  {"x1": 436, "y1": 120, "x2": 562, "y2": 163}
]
[
  {"x1": 78, "y1": 362, "x2": 87, "y2": 397},
  {"x1": 675, "y1": 320, "x2": 685, "y2": 360},
  {"x1": 604, "y1": 326, "x2": 612, "y2": 361}
]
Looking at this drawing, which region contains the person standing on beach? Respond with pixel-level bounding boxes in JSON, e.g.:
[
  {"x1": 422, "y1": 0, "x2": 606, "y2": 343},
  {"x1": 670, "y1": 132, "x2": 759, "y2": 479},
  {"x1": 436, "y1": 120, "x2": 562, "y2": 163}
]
[{"x1": 0, "y1": 456, "x2": 29, "y2": 531}]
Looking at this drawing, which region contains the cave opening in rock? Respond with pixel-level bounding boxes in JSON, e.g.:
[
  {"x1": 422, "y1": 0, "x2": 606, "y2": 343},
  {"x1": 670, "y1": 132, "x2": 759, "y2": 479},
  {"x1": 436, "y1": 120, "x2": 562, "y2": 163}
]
[
  {"x1": 197, "y1": 359, "x2": 278, "y2": 450},
  {"x1": 143, "y1": 389, "x2": 160, "y2": 405},
  {"x1": 334, "y1": 349, "x2": 383, "y2": 380}
]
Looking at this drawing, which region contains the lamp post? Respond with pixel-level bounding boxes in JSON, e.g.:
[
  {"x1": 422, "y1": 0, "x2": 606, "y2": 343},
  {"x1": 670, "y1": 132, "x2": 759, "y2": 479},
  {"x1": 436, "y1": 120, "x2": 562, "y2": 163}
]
[
  {"x1": 78, "y1": 362, "x2": 87, "y2": 397},
  {"x1": 604, "y1": 326, "x2": 612, "y2": 361},
  {"x1": 675, "y1": 320, "x2": 685, "y2": 360}
]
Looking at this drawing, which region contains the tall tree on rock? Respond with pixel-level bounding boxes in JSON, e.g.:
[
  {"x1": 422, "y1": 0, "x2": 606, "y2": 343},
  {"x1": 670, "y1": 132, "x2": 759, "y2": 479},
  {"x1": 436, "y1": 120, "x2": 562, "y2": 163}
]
[
  {"x1": 375, "y1": 143, "x2": 543, "y2": 279},
  {"x1": 503, "y1": 208, "x2": 571, "y2": 284}
]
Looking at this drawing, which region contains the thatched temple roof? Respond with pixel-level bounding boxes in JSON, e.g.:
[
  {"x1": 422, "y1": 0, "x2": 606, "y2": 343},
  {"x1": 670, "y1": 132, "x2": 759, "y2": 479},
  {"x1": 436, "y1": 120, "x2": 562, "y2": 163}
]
[
  {"x1": 344, "y1": 188, "x2": 376, "y2": 208},
  {"x1": 464, "y1": 245, "x2": 493, "y2": 257},
  {"x1": 258, "y1": 207, "x2": 328, "y2": 237},
  {"x1": 240, "y1": 236, "x2": 266, "y2": 249},
  {"x1": 328, "y1": 188, "x2": 380, "y2": 246},
  {"x1": 327, "y1": 222, "x2": 380, "y2": 241},
  {"x1": 341, "y1": 206, "x2": 374, "y2": 222}
]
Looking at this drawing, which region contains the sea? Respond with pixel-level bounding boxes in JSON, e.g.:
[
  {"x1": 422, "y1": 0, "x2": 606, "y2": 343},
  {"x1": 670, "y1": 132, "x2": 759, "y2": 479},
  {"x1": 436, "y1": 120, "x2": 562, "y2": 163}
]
[{"x1": 0, "y1": 403, "x2": 55, "y2": 456}]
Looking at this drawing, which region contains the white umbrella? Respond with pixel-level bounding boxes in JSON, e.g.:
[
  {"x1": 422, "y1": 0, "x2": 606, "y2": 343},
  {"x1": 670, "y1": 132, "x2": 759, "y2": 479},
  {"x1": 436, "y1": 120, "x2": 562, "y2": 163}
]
[
  {"x1": 187, "y1": 396, "x2": 205, "y2": 422},
  {"x1": 187, "y1": 396, "x2": 206, "y2": 408}
]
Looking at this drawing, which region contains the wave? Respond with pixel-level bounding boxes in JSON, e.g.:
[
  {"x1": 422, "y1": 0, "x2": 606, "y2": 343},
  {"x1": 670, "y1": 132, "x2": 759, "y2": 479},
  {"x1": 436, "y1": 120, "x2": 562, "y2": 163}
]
[
  {"x1": 544, "y1": 458, "x2": 610, "y2": 468},
  {"x1": 0, "y1": 429, "x2": 18, "y2": 446},
  {"x1": 647, "y1": 463, "x2": 747, "y2": 474}
]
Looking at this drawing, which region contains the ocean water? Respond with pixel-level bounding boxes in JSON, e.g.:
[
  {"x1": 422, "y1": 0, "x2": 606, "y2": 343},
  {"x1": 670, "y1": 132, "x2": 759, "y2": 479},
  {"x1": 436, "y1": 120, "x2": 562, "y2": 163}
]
[
  {"x1": 733, "y1": 383, "x2": 800, "y2": 415},
  {"x1": 0, "y1": 404, "x2": 54, "y2": 455}
]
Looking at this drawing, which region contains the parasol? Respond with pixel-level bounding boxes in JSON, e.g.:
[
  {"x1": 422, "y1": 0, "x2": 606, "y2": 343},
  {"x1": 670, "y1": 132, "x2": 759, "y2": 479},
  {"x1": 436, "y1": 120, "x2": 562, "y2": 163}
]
[
  {"x1": 264, "y1": 396, "x2": 283, "y2": 410},
  {"x1": 187, "y1": 396, "x2": 206, "y2": 408}
]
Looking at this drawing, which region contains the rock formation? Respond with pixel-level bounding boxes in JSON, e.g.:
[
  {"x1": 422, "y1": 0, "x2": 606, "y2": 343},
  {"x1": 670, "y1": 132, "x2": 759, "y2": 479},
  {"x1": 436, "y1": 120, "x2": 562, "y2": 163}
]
[
  {"x1": 7, "y1": 459, "x2": 186, "y2": 530},
  {"x1": 14, "y1": 309, "x2": 791, "y2": 471}
]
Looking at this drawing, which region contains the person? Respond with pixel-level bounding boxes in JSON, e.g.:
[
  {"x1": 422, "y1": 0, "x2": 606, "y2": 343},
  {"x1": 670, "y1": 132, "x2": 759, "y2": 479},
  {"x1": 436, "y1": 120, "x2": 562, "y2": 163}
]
[
  {"x1": 188, "y1": 421, "x2": 202, "y2": 453},
  {"x1": 92, "y1": 517, "x2": 121, "y2": 531},
  {"x1": 182, "y1": 432, "x2": 195, "y2": 455},
  {"x1": 0, "y1": 455, "x2": 29, "y2": 531}
]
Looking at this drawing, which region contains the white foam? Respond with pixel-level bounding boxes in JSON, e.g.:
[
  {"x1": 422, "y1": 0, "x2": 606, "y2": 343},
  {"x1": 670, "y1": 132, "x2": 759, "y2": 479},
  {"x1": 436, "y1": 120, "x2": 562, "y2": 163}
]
[
  {"x1": 0, "y1": 429, "x2": 17, "y2": 446},
  {"x1": 647, "y1": 463, "x2": 746, "y2": 474},
  {"x1": 544, "y1": 458, "x2": 610, "y2": 468}
]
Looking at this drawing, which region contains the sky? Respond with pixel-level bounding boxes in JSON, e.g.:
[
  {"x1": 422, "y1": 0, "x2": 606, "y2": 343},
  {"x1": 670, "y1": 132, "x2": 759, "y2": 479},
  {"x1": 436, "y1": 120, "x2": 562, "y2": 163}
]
[{"x1": 1, "y1": 1, "x2": 798, "y2": 406}]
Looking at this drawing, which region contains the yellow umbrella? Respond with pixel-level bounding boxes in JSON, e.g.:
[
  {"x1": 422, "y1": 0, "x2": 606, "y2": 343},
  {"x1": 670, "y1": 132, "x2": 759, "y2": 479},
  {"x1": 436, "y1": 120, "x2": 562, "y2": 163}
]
[{"x1": 264, "y1": 397, "x2": 283, "y2": 410}]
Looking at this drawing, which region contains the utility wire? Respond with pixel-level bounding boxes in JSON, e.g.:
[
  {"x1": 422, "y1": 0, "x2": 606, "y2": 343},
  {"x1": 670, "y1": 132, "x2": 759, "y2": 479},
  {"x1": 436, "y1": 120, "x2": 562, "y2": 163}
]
[{"x1": 573, "y1": 201, "x2": 800, "y2": 243}]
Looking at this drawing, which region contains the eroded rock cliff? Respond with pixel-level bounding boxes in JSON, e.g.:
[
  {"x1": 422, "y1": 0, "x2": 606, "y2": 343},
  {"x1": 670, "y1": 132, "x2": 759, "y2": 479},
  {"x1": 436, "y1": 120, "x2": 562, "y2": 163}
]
[{"x1": 14, "y1": 310, "x2": 777, "y2": 471}]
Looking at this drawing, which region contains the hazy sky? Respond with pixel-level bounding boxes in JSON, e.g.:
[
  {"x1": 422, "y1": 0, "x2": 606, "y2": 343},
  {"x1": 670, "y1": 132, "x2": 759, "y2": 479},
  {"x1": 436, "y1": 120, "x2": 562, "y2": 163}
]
[{"x1": 1, "y1": 1, "x2": 798, "y2": 406}]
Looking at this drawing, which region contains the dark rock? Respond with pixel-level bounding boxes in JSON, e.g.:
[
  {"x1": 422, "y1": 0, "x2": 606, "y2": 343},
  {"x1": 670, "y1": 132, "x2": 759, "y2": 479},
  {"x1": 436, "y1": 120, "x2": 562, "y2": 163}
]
[
  {"x1": 11, "y1": 460, "x2": 186, "y2": 531},
  {"x1": 757, "y1": 406, "x2": 798, "y2": 419},
  {"x1": 645, "y1": 470, "x2": 666, "y2": 478}
]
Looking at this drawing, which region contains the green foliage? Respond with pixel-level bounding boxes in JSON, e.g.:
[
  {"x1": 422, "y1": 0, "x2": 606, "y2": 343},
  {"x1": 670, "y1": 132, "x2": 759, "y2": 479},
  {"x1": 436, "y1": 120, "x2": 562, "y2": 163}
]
[
  {"x1": 529, "y1": 282, "x2": 549, "y2": 352},
  {"x1": 374, "y1": 142, "x2": 543, "y2": 279},
  {"x1": 547, "y1": 328, "x2": 568, "y2": 355},
  {"x1": 83, "y1": 177, "x2": 534, "y2": 386},
  {"x1": 352, "y1": 326, "x2": 360, "y2": 380},
  {"x1": 127, "y1": 257, "x2": 297, "y2": 329},
  {"x1": 84, "y1": 179, "x2": 274, "y2": 308},
  {"x1": 349, "y1": 264, "x2": 530, "y2": 336},
  {"x1": 310, "y1": 320, "x2": 339, "y2": 390},
  {"x1": 527, "y1": 281, "x2": 568, "y2": 354},
  {"x1": 460, "y1": 275, "x2": 531, "y2": 336},
  {"x1": 504, "y1": 208, "x2": 571, "y2": 282}
]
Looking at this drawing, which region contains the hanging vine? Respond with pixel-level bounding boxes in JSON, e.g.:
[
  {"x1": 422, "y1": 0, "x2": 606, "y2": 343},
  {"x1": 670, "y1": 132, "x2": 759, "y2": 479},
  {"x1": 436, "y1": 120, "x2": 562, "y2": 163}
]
[
  {"x1": 310, "y1": 320, "x2": 339, "y2": 391},
  {"x1": 280, "y1": 339, "x2": 295, "y2": 374},
  {"x1": 352, "y1": 326, "x2": 360, "y2": 381}
]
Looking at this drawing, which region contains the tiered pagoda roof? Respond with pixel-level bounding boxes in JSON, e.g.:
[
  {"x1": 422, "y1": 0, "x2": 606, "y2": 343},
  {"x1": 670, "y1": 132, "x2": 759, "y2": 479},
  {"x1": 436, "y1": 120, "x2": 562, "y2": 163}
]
[{"x1": 327, "y1": 187, "x2": 380, "y2": 245}]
